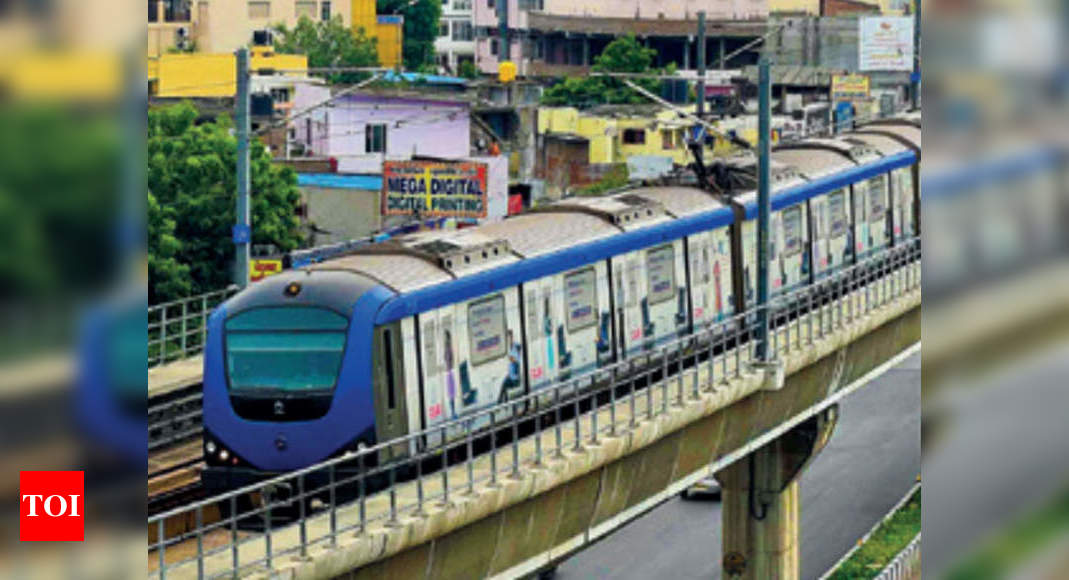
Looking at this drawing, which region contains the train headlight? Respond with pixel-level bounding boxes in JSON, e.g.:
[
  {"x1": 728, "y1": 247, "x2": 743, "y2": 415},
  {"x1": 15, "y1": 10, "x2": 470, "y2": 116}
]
[
  {"x1": 219, "y1": 449, "x2": 230, "y2": 461},
  {"x1": 205, "y1": 441, "x2": 217, "y2": 455}
]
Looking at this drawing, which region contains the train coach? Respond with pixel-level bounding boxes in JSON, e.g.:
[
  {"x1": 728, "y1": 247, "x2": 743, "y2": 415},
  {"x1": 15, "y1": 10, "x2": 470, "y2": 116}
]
[{"x1": 200, "y1": 121, "x2": 921, "y2": 494}]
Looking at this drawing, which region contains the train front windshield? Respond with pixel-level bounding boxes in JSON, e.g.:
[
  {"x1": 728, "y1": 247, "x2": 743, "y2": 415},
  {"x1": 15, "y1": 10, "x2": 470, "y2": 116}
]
[{"x1": 225, "y1": 307, "x2": 348, "y2": 394}]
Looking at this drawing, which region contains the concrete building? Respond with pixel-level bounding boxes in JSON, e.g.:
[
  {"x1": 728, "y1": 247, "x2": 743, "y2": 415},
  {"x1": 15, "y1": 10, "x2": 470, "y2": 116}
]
[
  {"x1": 149, "y1": 47, "x2": 311, "y2": 101},
  {"x1": 435, "y1": 0, "x2": 476, "y2": 74},
  {"x1": 291, "y1": 86, "x2": 475, "y2": 173},
  {"x1": 471, "y1": 0, "x2": 768, "y2": 77},
  {"x1": 147, "y1": 0, "x2": 401, "y2": 68}
]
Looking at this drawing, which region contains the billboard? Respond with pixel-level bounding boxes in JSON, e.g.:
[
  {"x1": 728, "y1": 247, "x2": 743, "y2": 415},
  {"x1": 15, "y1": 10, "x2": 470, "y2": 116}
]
[
  {"x1": 859, "y1": 16, "x2": 915, "y2": 72},
  {"x1": 831, "y1": 74, "x2": 871, "y2": 101},
  {"x1": 382, "y1": 160, "x2": 489, "y2": 219}
]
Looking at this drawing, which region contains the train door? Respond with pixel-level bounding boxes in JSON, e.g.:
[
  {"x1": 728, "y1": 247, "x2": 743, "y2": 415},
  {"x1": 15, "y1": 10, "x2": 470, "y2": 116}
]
[
  {"x1": 611, "y1": 251, "x2": 646, "y2": 358},
  {"x1": 454, "y1": 289, "x2": 524, "y2": 430},
  {"x1": 688, "y1": 228, "x2": 735, "y2": 330},
  {"x1": 372, "y1": 322, "x2": 408, "y2": 459},
  {"x1": 778, "y1": 203, "x2": 809, "y2": 292},
  {"x1": 644, "y1": 241, "x2": 687, "y2": 348},
  {"x1": 826, "y1": 189, "x2": 852, "y2": 274},
  {"x1": 892, "y1": 167, "x2": 916, "y2": 241},
  {"x1": 867, "y1": 174, "x2": 891, "y2": 252},
  {"x1": 522, "y1": 277, "x2": 556, "y2": 392},
  {"x1": 561, "y1": 264, "x2": 608, "y2": 377},
  {"x1": 851, "y1": 180, "x2": 870, "y2": 261}
]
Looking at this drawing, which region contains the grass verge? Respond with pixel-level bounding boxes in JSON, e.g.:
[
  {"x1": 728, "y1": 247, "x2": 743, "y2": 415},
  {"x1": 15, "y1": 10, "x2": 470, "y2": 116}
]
[{"x1": 826, "y1": 487, "x2": 921, "y2": 580}]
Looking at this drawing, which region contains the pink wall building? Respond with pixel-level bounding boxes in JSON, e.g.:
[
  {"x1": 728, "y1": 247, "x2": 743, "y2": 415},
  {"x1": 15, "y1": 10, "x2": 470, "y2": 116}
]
[{"x1": 292, "y1": 85, "x2": 473, "y2": 174}]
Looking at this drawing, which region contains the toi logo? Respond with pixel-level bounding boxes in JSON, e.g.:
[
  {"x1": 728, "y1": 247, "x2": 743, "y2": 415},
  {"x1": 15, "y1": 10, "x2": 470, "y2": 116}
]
[{"x1": 19, "y1": 471, "x2": 84, "y2": 541}]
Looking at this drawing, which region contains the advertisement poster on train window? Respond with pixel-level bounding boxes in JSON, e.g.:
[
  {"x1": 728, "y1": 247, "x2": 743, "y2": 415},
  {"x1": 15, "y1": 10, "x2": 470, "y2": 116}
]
[
  {"x1": 382, "y1": 160, "x2": 489, "y2": 219},
  {"x1": 859, "y1": 16, "x2": 915, "y2": 71}
]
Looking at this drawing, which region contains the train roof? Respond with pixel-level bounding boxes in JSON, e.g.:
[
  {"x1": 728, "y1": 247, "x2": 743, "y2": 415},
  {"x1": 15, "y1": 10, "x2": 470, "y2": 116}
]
[
  {"x1": 854, "y1": 122, "x2": 921, "y2": 152},
  {"x1": 292, "y1": 138, "x2": 919, "y2": 322},
  {"x1": 842, "y1": 132, "x2": 912, "y2": 157}
]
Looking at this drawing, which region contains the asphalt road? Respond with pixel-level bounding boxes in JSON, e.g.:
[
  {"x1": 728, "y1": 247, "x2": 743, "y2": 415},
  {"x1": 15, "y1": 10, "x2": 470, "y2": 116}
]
[{"x1": 556, "y1": 352, "x2": 921, "y2": 580}]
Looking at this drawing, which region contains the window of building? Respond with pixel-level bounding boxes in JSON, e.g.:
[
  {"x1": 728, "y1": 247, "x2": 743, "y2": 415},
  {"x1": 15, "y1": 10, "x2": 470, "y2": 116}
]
[
  {"x1": 468, "y1": 295, "x2": 507, "y2": 365},
  {"x1": 646, "y1": 245, "x2": 676, "y2": 305},
  {"x1": 295, "y1": 1, "x2": 316, "y2": 19},
  {"x1": 269, "y1": 87, "x2": 289, "y2": 104},
  {"x1": 365, "y1": 123, "x2": 387, "y2": 153},
  {"x1": 622, "y1": 128, "x2": 646, "y2": 145},
  {"x1": 248, "y1": 1, "x2": 270, "y2": 18},
  {"x1": 452, "y1": 20, "x2": 473, "y2": 41},
  {"x1": 321, "y1": 1, "x2": 331, "y2": 20},
  {"x1": 440, "y1": 22, "x2": 449, "y2": 37},
  {"x1": 564, "y1": 268, "x2": 598, "y2": 333},
  {"x1": 661, "y1": 130, "x2": 673, "y2": 150},
  {"x1": 490, "y1": 38, "x2": 498, "y2": 56},
  {"x1": 454, "y1": 0, "x2": 471, "y2": 9}
]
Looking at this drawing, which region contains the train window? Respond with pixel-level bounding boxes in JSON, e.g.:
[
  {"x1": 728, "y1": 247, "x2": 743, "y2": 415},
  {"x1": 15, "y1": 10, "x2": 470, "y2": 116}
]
[
  {"x1": 468, "y1": 294, "x2": 507, "y2": 366},
  {"x1": 829, "y1": 190, "x2": 848, "y2": 237},
  {"x1": 225, "y1": 307, "x2": 348, "y2": 393},
  {"x1": 564, "y1": 267, "x2": 598, "y2": 333},
  {"x1": 868, "y1": 176, "x2": 887, "y2": 219},
  {"x1": 647, "y1": 244, "x2": 676, "y2": 305},
  {"x1": 782, "y1": 206, "x2": 803, "y2": 257}
]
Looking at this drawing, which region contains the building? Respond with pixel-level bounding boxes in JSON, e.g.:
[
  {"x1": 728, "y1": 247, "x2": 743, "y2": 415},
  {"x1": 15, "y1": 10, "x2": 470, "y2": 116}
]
[
  {"x1": 149, "y1": 47, "x2": 311, "y2": 102},
  {"x1": 435, "y1": 0, "x2": 476, "y2": 74},
  {"x1": 148, "y1": 0, "x2": 401, "y2": 68},
  {"x1": 148, "y1": 0, "x2": 351, "y2": 56},
  {"x1": 291, "y1": 86, "x2": 475, "y2": 173},
  {"x1": 352, "y1": 0, "x2": 405, "y2": 69},
  {"x1": 471, "y1": 0, "x2": 767, "y2": 77},
  {"x1": 770, "y1": 0, "x2": 909, "y2": 15}
]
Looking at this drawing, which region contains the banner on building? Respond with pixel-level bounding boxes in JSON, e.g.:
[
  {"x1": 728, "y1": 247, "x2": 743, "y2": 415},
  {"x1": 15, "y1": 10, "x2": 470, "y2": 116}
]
[
  {"x1": 831, "y1": 74, "x2": 871, "y2": 101},
  {"x1": 859, "y1": 16, "x2": 915, "y2": 71},
  {"x1": 382, "y1": 160, "x2": 488, "y2": 219}
]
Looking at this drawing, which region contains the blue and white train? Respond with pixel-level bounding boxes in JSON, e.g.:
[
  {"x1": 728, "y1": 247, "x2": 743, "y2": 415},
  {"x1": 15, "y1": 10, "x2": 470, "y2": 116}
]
[{"x1": 200, "y1": 118, "x2": 922, "y2": 492}]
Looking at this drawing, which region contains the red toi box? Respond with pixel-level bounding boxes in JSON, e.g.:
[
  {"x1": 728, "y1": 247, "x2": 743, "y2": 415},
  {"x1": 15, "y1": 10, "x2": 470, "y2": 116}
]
[{"x1": 19, "y1": 471, "x2": 84, "y2": 541}]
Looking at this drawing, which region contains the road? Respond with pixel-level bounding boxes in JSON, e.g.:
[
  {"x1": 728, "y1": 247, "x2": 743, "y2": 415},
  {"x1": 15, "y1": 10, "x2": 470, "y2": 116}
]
[{"x1": 556, "y1": 352, "x2": 920, "y2": 580}]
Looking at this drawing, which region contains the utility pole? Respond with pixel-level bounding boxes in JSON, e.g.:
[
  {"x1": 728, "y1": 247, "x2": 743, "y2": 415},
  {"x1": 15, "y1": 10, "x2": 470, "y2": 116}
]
[
  {"x1": 696, "y1": 11, "x2": 707, "y2": 117},
  {"x1": 498, "y1": 0, "x2": 509, "y2": 62},
  {"x1": 234, "y1": 48, "x2": 251, "y2": 289},
  {"x1": 911, "y1": 0, "x2": 921, "y2": 109},
  {"x1": 755, "y1": 57, "x2": 771, "y2": 362}
]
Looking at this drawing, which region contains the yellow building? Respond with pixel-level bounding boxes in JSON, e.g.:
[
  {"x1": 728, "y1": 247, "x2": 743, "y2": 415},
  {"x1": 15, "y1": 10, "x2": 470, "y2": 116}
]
[
  {"x1": 351, "y1": 0, "x2": 404, "y2": 68},
  {"x1": 151, "y1": 47, "x2": 310, "y2": 100},
  {"x1": 539, "y1": 106, "x2": 747, "y2": 168},
  {"x1": 148, "y1": 0, "x2": 401, "y2": 69},
  {"x1": 148, "y1": 0, "x2": 352, "y2": 57}
]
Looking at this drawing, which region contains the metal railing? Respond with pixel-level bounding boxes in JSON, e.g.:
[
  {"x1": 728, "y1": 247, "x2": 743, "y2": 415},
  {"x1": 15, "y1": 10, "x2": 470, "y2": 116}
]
[
  {"x1": 874, "y1": 533, "x2": 922, "y2": 580},
  {"x1": 149, "y1": 386, "x2": 204, "y2": 456},
  {"x1": 148, "y1": 240, "x2": 921, "y2": 579},
  {"x1": 149, "y1": 287, "x2": 238, "y2": 368}
]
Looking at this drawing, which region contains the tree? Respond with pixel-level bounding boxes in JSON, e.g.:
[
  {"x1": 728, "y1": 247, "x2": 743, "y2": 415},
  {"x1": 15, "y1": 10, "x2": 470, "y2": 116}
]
[
  {"x1": 541, "y1": 35, "x2": 674, "y2": 108},
  {"x1": 377, "y1": 0, "x2": 442, "y2": 71},
  {"x1": 148, "y1": 102, "x2": 304, "y2": 303},
  {"x1": 274, "y1": 16, "x2": 379, "y2": 83}
]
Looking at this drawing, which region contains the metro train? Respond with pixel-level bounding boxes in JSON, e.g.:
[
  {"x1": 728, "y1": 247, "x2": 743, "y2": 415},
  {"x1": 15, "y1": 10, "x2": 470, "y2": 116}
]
[{"x1": 200, "y1": 117, "x2": 922, "y2": 493}]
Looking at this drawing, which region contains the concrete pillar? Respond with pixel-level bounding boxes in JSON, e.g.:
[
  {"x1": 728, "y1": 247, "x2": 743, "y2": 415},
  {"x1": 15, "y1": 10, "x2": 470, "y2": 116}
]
[
  {"x1": 719, "y1": 37, "x2": 726, "y2": 69},
  {"x1": 717, "y1": 407, "x2": 838, "y2": 579}
]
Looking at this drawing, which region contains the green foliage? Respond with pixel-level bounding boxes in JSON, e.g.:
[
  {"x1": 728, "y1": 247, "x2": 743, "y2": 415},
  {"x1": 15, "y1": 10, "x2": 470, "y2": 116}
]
[
  {"x1": 0, "y1": 105, "x2": 119, "y2": 300},
  {"x1": 377, "y1": 0, "x2": 442, "y2": 70},
  {"x1": 458, "y1": 60, "x2": 478, "y2": 80},
  {"x1": 542, "y1": 35, "x2": 675, "y2": 108},
  {"x1": 148, "y1": 102, "x2": 303, "y2": 303},
  {"x1": 273, "y1": 16, "x2": 379, "y2": 83},
  {"x1": 574, "y1": 164, "x2": 629, "y2": 197},
  {"x1": 828, "y1": 489, "x2": 921, "y2": 580}
]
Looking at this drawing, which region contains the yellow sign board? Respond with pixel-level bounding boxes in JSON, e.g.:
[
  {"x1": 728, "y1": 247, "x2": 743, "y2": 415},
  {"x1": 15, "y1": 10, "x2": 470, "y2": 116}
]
[
  {"x1": 250, "y1": 259, "x2": 283, "y2": 283},
  {"x1": 831, "y1": 75, "x2": 870, "y2": 101}
]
